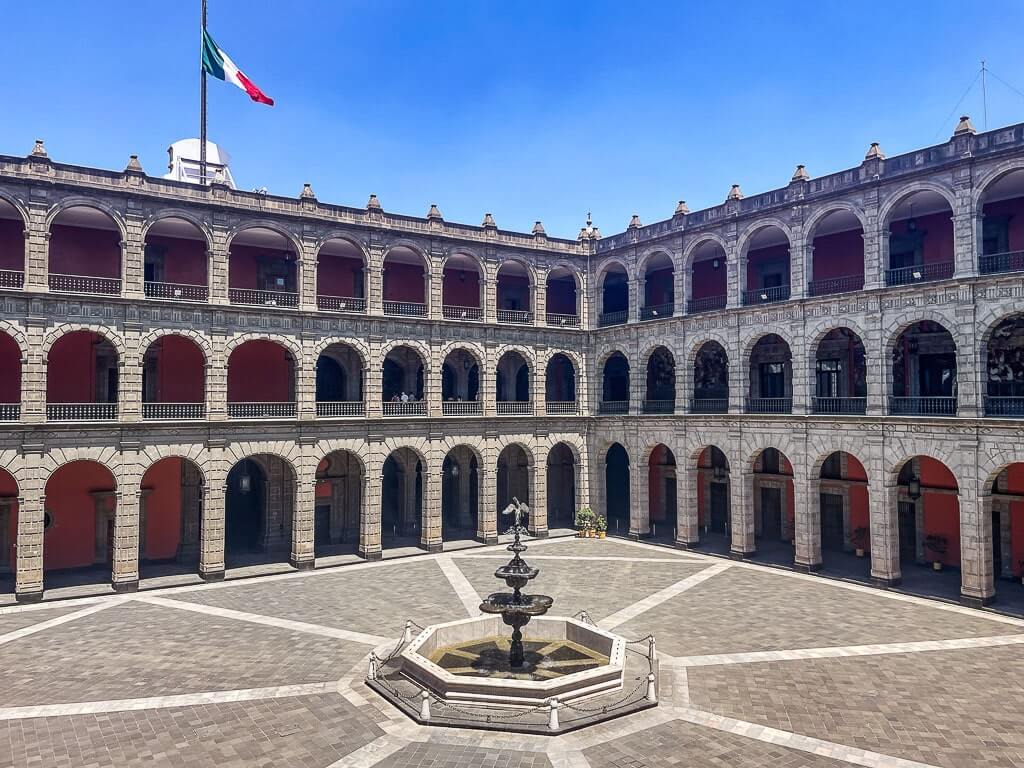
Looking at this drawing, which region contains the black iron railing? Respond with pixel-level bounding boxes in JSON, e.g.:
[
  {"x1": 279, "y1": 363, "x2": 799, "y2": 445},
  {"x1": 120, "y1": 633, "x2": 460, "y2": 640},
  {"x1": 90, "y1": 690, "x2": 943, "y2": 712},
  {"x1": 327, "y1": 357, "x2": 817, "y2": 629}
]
[
  {"x1": 689, "y1": 398, "x2": 728, "y2": 414},
  {"x1": 686, "y1": 295, "x2": 727, "y2": 314},
  {"x1": 642, "y1": 399, "x2": 675, "y2": 414},
  {"x1": 599, "y1": 400, "x2": 629, "y2": 415},
  {"x1": 979, "y1": 250, "x2": 1024, "y2": 275},
  {"x1": 639, "y1": 303, "x2": 673, "y2": 321},
  {"x1": 745, "y1": 397, "x2": 792, "y2": 414},
  {"x1": 812, "y1": 397, "x2": 867, "y2": 415},
  {"x1": 598, "y1": 310, "x2": 628, "y2": 327},
  {"x1": 983, "y1": 396, "x2": 1024, "y2": 417},
  {"x1": 888, "y1": 396, "x2": 957, "y2": 416},
  {"x1": 807, "y1": 274, "x2": 864, "y2": 297},
  {"x1": 742, "y1": 285, "x2": 791, "y2": 306},
  {"x1": 885, "y1": 262, "x2": 954, "y2": 286}
]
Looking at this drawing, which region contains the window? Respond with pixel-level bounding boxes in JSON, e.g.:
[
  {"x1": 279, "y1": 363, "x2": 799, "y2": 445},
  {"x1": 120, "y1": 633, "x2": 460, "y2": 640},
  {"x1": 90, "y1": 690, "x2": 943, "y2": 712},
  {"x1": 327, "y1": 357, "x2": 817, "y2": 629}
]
[
  {"x1": 760, "y1": 362, "x2": 786, "y2": 398},
  {"x1": 144, "y1": 245, "x2": 166, "y2": 283},
  {"x1": 761, "y1": 448, "x2": 781, "y2": 474},
  {"x1": 982, "y1": 216, "x2": 1010, "y2": 256},
  {"x1": 816, "y1": 359, "x2": 842, "y2": 398}
]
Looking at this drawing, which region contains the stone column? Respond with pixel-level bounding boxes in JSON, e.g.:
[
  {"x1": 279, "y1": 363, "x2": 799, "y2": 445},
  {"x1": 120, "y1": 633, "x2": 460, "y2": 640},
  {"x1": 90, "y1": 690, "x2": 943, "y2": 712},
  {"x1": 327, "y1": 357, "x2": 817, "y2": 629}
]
[
  {"x1": 955, "y1": 301, "x2": 981, "y2": 418},
  {"x1": 289, "y1": 450, "x2": 316, "y2": 571},
  {"x1": 484, "y1": 273, "x2": 497, "y2": 324},
  {"x1": 952, "y1": 205, "x2": 978, "y2": 280},
  {"x1": 730, "y1": 466, "x2": 755, "y2": 557},
  {"x1": 627, "y1": 277, "x2": 640, "y2": 323},
  {"x1": 122, "y1": 216, "x2": 146, "y2": 299},
  {"x1": 534, "y1": 352, "x2": 546, "y2": 416},
  {"x1": 14, "y1": 455, "x2": 45, "y2": 602},
  {"x1": 208, "y1": 230, "x2": 231, "y2": 305},
  {"x1": 120, "y1": 334, "x2": 143, "y2": 423},
  {"x1": 22, "y1": 199, "x2": 49, "y2": 293},
  {"x1": 300, "y1": 239, "x2": 318, "y2": 312},
  {"x1": 729, "y1": 330, "x2": 744, "y2": 414},
  {"x1": 483, "y1": 344, "x2": 497, "y2": 417},
  {"x1": 112, "y1": 486, "x2": 140, "y2": 592},
  {"x1": 207, "y1": 338, "x2": 228, "y2": 422},
  {"x1": 793, "y1": 471, "x2": 822, "y2": 571},
  {"x1": 428, "y1": 255, "x2": 443, "y2": 320},
  {"x1": 870, "y1": 478, "x2": 901, "y2": 586},
  {"x1": 725, "y1": 245, "x2": 741, "y2": 309},
  {"x1": 479, "y1": 447, "x2": 498, "y2": 542},
  {"x1": 788, "y1": 241, "x2": 808, "y2": 300},
  {"x1": 529, "y1": 457, "x2": 548, "y2": 538},
  {"x1": 367, "y1": 245, "x2": 384, "y2": 316},
  {"x1": 297, "y1": 340, "x2": 316, "y2": 422},
  {"x1": 629, "y1": 448, "x2": 648, "y2": 538},
  {"x1": 790, "y1": 334, "x2": 808, "y2": 415},
  {"x1": 421, "y1": 466, "x2": 443, "y2": 552},
  {"x1": 359, "y1": 450, "x2": 382, "y2": 559},
  {"x1": 960, "y1": 483, "x2": 994, "y2": 606},
  {"x1": 199, "y1": 462, "x2": 226, "y2": 581},
  {"x1": 21, "y1": 321, "x2": 47, "y2": 424},
  {"x1": 676, "y1": 466, "x2": 700, "y2": 547},
  {"x1": 534, "y1": 268, "x2": 546, "y2": 326},
  {"x1": 366, "y1": 337, "x2": 384, "y2": 419}
]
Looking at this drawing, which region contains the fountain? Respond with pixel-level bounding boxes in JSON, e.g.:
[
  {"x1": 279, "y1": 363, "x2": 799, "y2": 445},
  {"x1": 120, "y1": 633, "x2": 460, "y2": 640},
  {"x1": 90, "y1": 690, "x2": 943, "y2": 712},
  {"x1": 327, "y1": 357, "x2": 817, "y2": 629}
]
[
  {"x1": 478, "y1": 498, "x2": 553, "y2": 668},
  {"x1": 366, "y1": 498, "x2": 658, "y2": 733}
]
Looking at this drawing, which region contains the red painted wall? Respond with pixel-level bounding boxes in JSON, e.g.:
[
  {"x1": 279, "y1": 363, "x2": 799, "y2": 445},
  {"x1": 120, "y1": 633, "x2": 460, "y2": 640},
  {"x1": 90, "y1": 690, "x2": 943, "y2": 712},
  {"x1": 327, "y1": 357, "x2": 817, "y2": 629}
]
[
  {"x1": 811, "y1": 229, "x2": 864, "y2": 280},
  {"x1": 317, "y1": 255, "x2": 363, "y2": 298},
  {"x1": 47, "y1": 332, "x2": 99, "y2": 403},
  {"x1": 227, "y1": 341, "x2": 292, "y2": 402},
  {"x1": 141, "y1": 458, "x2": 183, "y2": 560},
  {"x1": 1, "y1": 469, "x2": 17, "y2": 569},
  {"x1": 49, "y1": 224, "x2": 120, "y2": 278},
  {"x1": 546, "y1": 279, "x2": 577, "y2": 315},
  {"x1": 44, "y1": 462, "x2": 115, "y2": 571},
  {"x1": 1004, "y1": 464, "x2": 1024, "y2": 577},
  {"x1": 0, "y1": 218, "x2": 24, "y2": 272},
  {"x1": 981, "y1": 197, "x2": 1024, "y2": 252},
  {"x1": 746, "y1": 245, "x2": 790, "y2": 289},
  {"x1": 383, "y1": 262, "x2": 425, "y2": 303},
  {"x1": 644, "y1": 268, "x2": 674, "y2": 306},
  {"x1": 230, "y1": 244, "x2": 298, "y2": 290},
  {"x1": 152, "y1": 335, "x2": 205, "y2": 402},
  {"x1": 146, "y1": 235, "x2": 207, "y2": 285},
  {"x1": 919, "y1": 456, "x2": 960, "y2": 566},
  {"x1": 691, "y1": 260, "x2": 727, "y2": 300},
  {"x1": 442, "y1": 267, "x2": 481, "y2": 307},
  {"x1": 845, "y1": 454, "x2": 870, "y2": 551},
  {"x1": 889, "y1": 212, "x2": 954, "y2": 266},
  {"x1": 0, "y1": 332, "x2": 20, "y2": 403}
]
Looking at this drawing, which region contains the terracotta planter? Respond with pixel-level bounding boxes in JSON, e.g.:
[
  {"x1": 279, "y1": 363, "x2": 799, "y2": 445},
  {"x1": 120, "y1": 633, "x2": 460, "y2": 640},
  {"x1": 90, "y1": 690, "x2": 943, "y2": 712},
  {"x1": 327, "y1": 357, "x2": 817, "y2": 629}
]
[
  {"x1": 932, "y1": 561, "x2": 942, "y2": 571},
  {"x1": 598, "y1": 531, "x2": 606, "y2": 539},
  {"x1": 855, "y1": 548, "x2": 865, "y2": 558}
]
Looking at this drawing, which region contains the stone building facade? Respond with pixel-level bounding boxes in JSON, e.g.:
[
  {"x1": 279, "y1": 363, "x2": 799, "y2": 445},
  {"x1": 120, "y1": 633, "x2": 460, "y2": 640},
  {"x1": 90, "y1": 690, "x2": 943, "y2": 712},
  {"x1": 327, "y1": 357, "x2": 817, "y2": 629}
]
[{"x1": 1, "y1": 117, "x2": 1024, "y2": 609}]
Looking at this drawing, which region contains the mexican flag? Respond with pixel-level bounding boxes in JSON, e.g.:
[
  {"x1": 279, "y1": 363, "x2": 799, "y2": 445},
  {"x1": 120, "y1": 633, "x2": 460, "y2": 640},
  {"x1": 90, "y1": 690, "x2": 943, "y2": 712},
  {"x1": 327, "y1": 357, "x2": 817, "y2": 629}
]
[{"x1": 202, "y1": 29, "x2": 274, "y2": 106}]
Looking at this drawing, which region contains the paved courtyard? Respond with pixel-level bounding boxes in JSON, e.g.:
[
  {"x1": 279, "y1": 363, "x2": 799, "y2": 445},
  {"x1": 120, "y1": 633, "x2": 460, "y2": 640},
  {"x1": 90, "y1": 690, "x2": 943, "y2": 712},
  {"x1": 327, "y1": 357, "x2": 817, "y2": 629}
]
[{"x1": 1, "y1": 536, "x2": 1022, "y2": 767}]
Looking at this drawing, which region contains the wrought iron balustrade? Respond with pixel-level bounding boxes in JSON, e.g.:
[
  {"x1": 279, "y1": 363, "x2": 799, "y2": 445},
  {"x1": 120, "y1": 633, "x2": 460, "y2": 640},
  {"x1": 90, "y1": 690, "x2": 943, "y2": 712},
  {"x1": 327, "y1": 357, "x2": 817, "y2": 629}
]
[
  {"x1": 686, "y1": 295, "x2": 727, "y2": 314},
  {"x1": 47, "y1": 403, "x2": 118, "y2": 421},
  {"x1": 49, "y1": 273, "x2": 121, "y2": 295},
  {"x1": 142, "y1": 403, "x2": 205, "y2": 420},
  {"x1": 383, "y1": 401, "x2": 427, "y2": 416},
  {"x1": 317, "y1": 294, "x2": 366, "y2": 313},
  {"x1": 544, "y1": 400, "x2": 578, "y2": 415},
  {"x1": 639, "y1": 303, "x2": 673, "y2": 321},
  {"x1": 984, "y1": 396, "x2": 1024, "y2": 417},
  {"x1": 545, "y1": 313, "x2": 580, "y2": 327},
  {"x1": 228, "y1": 288, "x2": 299, "y2": 308},
  {"x1": 888, "y1": 396, "x2": 957, "y2": 416},
  {"x1": 496, "y1": 309, "x2": 533, "y2": 324},
  {"x1": 598, "y1": 310, "x2": 628, "y2": 327},
  {"x1": 745, "y1": 397, "x2": 792, "y2": 414},
  {"x1": 884, "y1": 262, "x2": 954, "y2": 286},
  {"x1": 599, "y1": 400, "x2": 629, "y2": 415},
  {"x1": 316, "y1": 401, "x2": 365, "y2": 417},
  {"x1": 383, "y1": 301, "x2": 427, "y2": 317},
  {"x1": 642, "y1": 399, "x2": 675, "y2": 414},
  {"x1": 227, "y1": 402, "x2": 297, "y2": 418},
  {"x1": 442, "y1": 401, "x2": 482, "y2": 416},
  {"x1": 812, "y1": 397, "x2": 867, "y2": 415},
  {"x1": 144, "y1": 281, "x2": 209, "y2": 302},
  {"x1": 742, "y1": 285, "x2": 791, "y2": 306},
  {"x1": 496, "y1": 401, "x2": 533, "y2": 415},
  {"x1": 979, "y1": 250, "x2": 1024, "y2": 275},
  {"x1": 807, "y1": 274, "x2": 864, "y2": 297},
  {"x1": 442, "y1": 305, "x2": 483, "y2": 321},
  {"x1": 689, "y1": 398, "x2": 728, "y2": 414},
  {"x1": 0, "y1": 269, "x2": 24, "y2": 289}
]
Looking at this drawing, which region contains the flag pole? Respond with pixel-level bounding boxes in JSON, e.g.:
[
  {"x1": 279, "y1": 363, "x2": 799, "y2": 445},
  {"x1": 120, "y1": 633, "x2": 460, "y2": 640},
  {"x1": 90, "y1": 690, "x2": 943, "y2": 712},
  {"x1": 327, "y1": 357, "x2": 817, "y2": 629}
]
[{"x1": 200, "y1": 0, "x2": 208, "y2": 184}]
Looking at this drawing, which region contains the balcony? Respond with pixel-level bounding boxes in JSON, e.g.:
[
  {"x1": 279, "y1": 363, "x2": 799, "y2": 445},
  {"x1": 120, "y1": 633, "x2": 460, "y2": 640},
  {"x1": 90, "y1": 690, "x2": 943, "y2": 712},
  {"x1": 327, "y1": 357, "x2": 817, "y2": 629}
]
[
  {"x1": 888, "y1": 396, "x2": 957, "y2": 416},
  {"x1": 0, "y1": 269, "x2": 24, "y2": 289},
  {"x1": 229, "y1": 288, "x2": 299, "y2": 308},
  {"x1": 807, "y1": 275, "x2": 864, "y2": 297},
  {"x1": 689, "y1": 398, "x2": 728, "y2": 414},
  {"x1": 884, "y1": 262, "x2": 954, "y2": 287},
  {"x1": 812, "y1": 397, "x2": 866, "y2": 415},
  {"x1": 598, "y1": 310, "x2": 628, "y2": 327},
  {"x1": 47, "y1": 403, "x2": 118, "y2": 421},
  {"x1": 442, "y1": 401, "x2": 482, "y2": 416},
  {"x1": 687, "y1": 295, "x2": 727, "y2": 314},
  {"x1": 442, "y1": 305, "x2": 483, "y2": 321},
  {"x1": 49, "y1": 273, "x2": 121, "y2": 296},
  {"x1": 745, "y1": 397, "x2": 792, "y2": 414},
  {"x1": 496, "y1": 401, "x2": 533, "y2": 416},
  {"x1": 984, "y1": 396, "x2": 1024, "y2": 417},
  {"x1": 142, "y1": 403, "x2": 206, "y2": 420},
  {"x1": 639, "y1": 303, "x2": 673, "y2": 321},
  {"x1": 599, "y1": 400, "x2": 629, "y2": 415},
  {"x1": 383, "y1": 401, "x2": 427, "y2": 417},
  {"x1": 979, "y1": 250, "x2": 1024, "y2": 276},
  {"x1": 0, "y1": 404, "x2": 19, "y2": 421},
  {"x1": 144, "y1": 281, "x2": 209, "y2": 302},
  {"x1": 545, "y1": 312, "x2": 581, "y2": 328},
  {"x1": 642, "y1": 399, "x2": 675, "y2": 414},
  {"x1": 496, "y1": 309, "x2": 533, "y2": 325},
  {"x1": 545, "y1": 400, "x2": 578, "y2": 415},
  {"x1": 227, "y1": 402, "x2": 297, "y2": 418},
  {"x1": 384, "y1": 301, "x2": 427, "y2": 317},
  {"x1": 742, "y1": 285, "x2": 791, "y2": 306},
  {"x1": 317, "y1": 295, "x2": 367, "y2": 313},
  {"x1": 316, "y1": 401, "x2": 366, "y2": 418}
]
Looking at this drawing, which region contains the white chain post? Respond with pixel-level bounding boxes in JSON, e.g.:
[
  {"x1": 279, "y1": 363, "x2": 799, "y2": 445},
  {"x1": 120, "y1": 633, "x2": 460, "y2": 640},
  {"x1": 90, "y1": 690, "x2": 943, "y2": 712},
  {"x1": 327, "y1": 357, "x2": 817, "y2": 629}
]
[
  {"x1": 420, "y1": 690, "x2": 431, "y2": 720},
  {"x1": 404, "y1": 620, "x2": 414, "y2": 644},
  {"x1": 646, "y1": 672, "x2": 657, "y2": 703},
  {"x1": 547, "y1": 698, "x2": 560, "y2": 730},
  {"x1": 367, "y1": 652, "x2": 378, "y2": 681},
  {"x1": 649, "y1": 636, "x2": 657, "y2": 662}
]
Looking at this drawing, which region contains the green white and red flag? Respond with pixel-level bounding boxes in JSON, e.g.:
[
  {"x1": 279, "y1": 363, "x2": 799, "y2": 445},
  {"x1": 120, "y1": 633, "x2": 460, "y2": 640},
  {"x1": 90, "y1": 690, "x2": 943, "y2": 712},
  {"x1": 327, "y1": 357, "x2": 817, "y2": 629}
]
[{"x1": 201, "y1": 29, "x2": 274, "y2": 106}]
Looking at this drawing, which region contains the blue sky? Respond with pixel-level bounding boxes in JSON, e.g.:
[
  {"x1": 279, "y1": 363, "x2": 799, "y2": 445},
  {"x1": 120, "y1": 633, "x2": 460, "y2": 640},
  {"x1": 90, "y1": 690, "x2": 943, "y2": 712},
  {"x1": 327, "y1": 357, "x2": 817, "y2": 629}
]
[{"x1": 4, "y1": 1, "x2": 1024, "y2": 238}]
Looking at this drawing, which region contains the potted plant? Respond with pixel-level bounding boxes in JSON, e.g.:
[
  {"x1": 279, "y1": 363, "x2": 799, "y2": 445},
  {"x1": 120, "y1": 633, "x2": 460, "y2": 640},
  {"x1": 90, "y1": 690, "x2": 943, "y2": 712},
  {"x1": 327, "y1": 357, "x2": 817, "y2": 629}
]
[
  {"x1": 596, "y1": 516, "x2": 607, "y2": 538},
  {"x1": 850, "y1": 526, "x2": 869, "y2": 558},
  {"x1": 923, "y1": 534, "x2": 948, "y2": 571},
  {"x1": 575, "y1": 507, "x2": 594, "y2": 538}
]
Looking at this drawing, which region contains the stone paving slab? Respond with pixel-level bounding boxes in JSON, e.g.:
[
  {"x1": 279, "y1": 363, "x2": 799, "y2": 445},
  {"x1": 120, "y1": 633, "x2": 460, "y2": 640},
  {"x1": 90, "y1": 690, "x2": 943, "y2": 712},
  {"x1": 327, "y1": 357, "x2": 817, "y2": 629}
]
[
  {"x1": 617, "y1": 566, "x2": 1022, "y2": 657},
  {"x1": 0, "y1": 605, "x2": 86, "y2": 637},
  {"x1": 522, "y1": 536, "x2": 687, "y2": 559},
  {"x1": 374, "y1": 742, "x2": 552, "y2": 768},
  {"x1": 0, "y1": 693, "x2": 382, "y2": 768},
  {"x1": 689, "y1": 644, "x2": 1024, "y2": 767},
  {"x1": 452, "y1": 556, "x2": 707, "y2": 623},
  {"x1": 169, "y1": 560, "x2": 470, "y2": 636},
  {"x1": 0, "y1": 601, "x2": 366, "y2": 707},
  {"x1": 583, "y1": 717, "x2": 853, "y2": 767}
]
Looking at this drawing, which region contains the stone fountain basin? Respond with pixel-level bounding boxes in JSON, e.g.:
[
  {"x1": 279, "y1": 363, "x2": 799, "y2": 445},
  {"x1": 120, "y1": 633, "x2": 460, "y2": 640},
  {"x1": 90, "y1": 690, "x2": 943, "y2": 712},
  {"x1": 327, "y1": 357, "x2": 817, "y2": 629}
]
[{"x1": 400, "y1": 615, "x2": 626, "y2": 707}]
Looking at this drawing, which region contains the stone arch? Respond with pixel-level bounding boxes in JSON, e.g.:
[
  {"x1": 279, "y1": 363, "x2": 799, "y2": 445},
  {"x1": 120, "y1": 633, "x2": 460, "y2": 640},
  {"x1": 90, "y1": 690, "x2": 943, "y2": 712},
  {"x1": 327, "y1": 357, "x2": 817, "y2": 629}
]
[
  {"x1": 741, "y1": 327, "x2": 797, "y2": 360},
  {"x1": 0, "y1": 190, "x2": 30, "y2": 228},
  {"x1": 225, "y1": 220, "x2": 303, "y2": 256},
  {"x1": 221, "y1": 444, "x2": 301, "y2": 480},
  {"x1": 882, "y1": 310, "x2": 960, "y2": 358},
  {"x1": 439, "y1": 341, "x2": 485, "y2": 370},
  {"x1": 636, "y1": 246, "x2": 679, "y2": 278},
  {"x1": 971, "y1": 157, "x2": 1024, "y2": 210},
  {"x1": 0, "y1": 320, "x2": 28, "y2": 359},
  {"x1": 41, "y1": 323, "x2": 127, "y2": 360},
  {"x1": 736, "y1": 217, "x2": 794, "y2": 258},
  {"x1": 494, "y1": 256, "x2": 537, "y2": 287},
  {"x1": 45, "y1": 197, "x2": 128, "y2": 240},
  {"x1": 383, "y1": 240, "x2": 432, "y2": 274},
  {"x1": 312, "y1": 336, "x2": 370, "y2": 370},
  {"x1": 39, "y1": 448, "x2": 122, "y2": 481},
  {"x1": 545, "y1": 260, "x2": 584, "y2": 290},
  {"x1": 494, "y1": 344, "x2": 537, "y2": 374},
  {"x1": 379, "y1": 338, "x2": 432, "y2": 369},
  {"x1": 682, "y1": 232, "x2": 730, "y2": 271},
  {"x1": 137, "y1": 329, "x2": 213, "y2": 365},
  {"x1": 138, "y1": 445, "x2": 211, "y2": 486},
  {"x1": 378, "y1": 439, "x2": 430, "y2": 468},
  {"x1": 315, "y1": 440, "x2": 371, "y2": 474},
  {"x1": 687, "y1": 332, "x2": 731, "y2": 364},
  {"x1": 878, "y1": 181, "x2": 958, "y2": 228},
  {"x1": 223, "y1": 332, "x2": 304, "y2": 363},
  {"x1": 140, "y1": 210, "x2": 214, "y2": 249},
  {"x1": 595, "y1": 257, "x2": 633, "y2": 285},
  {"x1": 803, "y1": 202, "x2": 869, "y2": 239},
  {"x1": 314, "y1": 231, "x2": 370, "y2": 262}
]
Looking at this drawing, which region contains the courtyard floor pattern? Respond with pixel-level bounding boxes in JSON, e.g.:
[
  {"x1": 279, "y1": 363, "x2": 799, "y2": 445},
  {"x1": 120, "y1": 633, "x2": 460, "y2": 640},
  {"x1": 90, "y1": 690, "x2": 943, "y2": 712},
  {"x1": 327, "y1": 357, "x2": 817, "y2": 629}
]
[{"x1": 0, "y1": 536, "x2": 1020, "y2": 767}]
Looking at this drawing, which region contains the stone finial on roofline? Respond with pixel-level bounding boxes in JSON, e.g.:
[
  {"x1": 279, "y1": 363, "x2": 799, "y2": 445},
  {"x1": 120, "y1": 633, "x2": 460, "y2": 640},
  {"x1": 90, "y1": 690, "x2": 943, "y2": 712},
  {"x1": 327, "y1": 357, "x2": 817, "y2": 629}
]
[
  {"x1": 366, "y1": 193, "x2": 382, "y2": 211},
  {"x1": 427, "y1": 204, "x2": 443, "y2": 221},
  {"x1": 791, "y1": 164, "x2": 809, "y2": 181},
  {"x1": 864, "y1": 142, "x2": 885, "y2": 160},
  {"x1": 532, "y1": 221, "x2": 546, "y2": 236},
  {"x1": 726, "y1": 184, "x2": 743, "y2": 201},
  {"x1": 674, "y1": 200, "x2": 689, "y2": 215},
  {"x1": 125, "y1": 154, "x2": 144, "y2": 173},
  {"x1": 30, "y1": 139, "x2": 47, "y2": 158},
  {"x1": 482, "y1": 212, "x2": 497, "y2": 229},
  {"x1": 954, "y1": 115, "x2": 976, "y2": 136},
  {"x1": 300, "y1": 183, "x2": 316, "y2": 199},
  {"x1": 628, "y1": 214, "x2": 642, "y2": 229}
]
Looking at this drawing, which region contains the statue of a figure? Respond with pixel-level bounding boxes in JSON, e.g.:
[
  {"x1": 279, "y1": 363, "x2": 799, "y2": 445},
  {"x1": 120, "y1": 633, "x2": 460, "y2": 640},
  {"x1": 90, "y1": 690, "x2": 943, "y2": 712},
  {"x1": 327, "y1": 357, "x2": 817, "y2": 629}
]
[{"x1": 501, "y1": 496, "x2": 530, "y2": 532}]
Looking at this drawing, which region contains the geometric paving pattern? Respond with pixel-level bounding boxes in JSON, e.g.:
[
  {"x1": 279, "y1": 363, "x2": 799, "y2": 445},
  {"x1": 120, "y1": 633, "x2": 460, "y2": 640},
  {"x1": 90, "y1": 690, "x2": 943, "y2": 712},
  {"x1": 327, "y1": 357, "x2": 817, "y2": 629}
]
[{"x1": 1, "y1": 535, "x2": 1021, "y2": 767}]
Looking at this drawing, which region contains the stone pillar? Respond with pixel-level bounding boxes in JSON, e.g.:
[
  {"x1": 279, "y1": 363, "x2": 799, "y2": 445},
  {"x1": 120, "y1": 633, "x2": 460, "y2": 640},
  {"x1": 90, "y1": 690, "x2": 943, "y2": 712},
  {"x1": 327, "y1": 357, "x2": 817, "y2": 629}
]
[
  {"x1": 21, "y1": 321, "x2": 47, "y2": 424},
  {"x1": 955, "y1": 300, "x2": 981, "y2": 418},
  {"x1": 120, "y1": 334, "x2": 143, "y2": 423},
  {"x1": 629, "y1": 448, "x2": 648, "y2": 538},
  {"x1": 428, "y1": 254, "x2": 443, "y2": 320},
  {"x1": 479, "y1": 448, "x2": 498, "y2": 542},
  {"x1": 297, "y1": 340, "x2": 316, "y2": 422},
  {"x1": 208, "y1": 230, "x2": 231, "y2": 305},
  {"x1": 366, "y1": 337, "x2": 384, "y2": 419},
  {"x1": 483, "y1": 344, "x2": 497, "y2": 417},
  {"x1": 290, "y1": 450, "x2": 316, "y2": 570},
  {"x1": 484, "y1": 273, "x2": 497, "y2": 324},
  {"x1": 199, "y1": 462, "x2": 226, "y2": 581},
  {"x1": 22, "y1": 199, "x2": 49, "y2": 293},
  {"x1": 960, "y1": 483, "x2": 994, "y2": 606},
  {"x1": 534, "y1": 352, "x2": 546, "y2": 416},
  {"x1": 793, "y1": 472, "x2": 822, "y2": 571},
  {"x1": 122, "y1": 215, "x2": 145, "y2": 299},
  {"x1": 730, "y1": 466, "x2": 755, "y2": 557},
  {"x1": 14, "y1": 455, "x2": 45, "y2": 602},
  {"x1": 728, "y1": 331, "x2": 744, "y2": 414},
  {"x1": 862, "y1": 191, "x2": 883, "y2": 290},
  {"x1": 534, "y1": 269, "x2": 546, "y2": 326},
  {"x1": 790, "y1": 335, "x2": 808, "y2": 416},
  {"x1": 112, "y1": 485, "x2": 140, "y2": 592},
  {"x1": 627, "y1": 277, "x2": 640, "y2": 323},
  {"x1": 788, "y1": 241, "x2": 808, "y2": 300},
  {"x1": 300, "y1": 239, "x2": 318, "y2": 312},
  {"x1": 725, "y1": 244, "x2": 741, "y2": 309},
  {"x1": 359, "y1": 450, "x2": 382, "y2": 559},
  {"x1": 421, "y1": 465, "x2": 442, "y2": 552},
  {"x1": 870, "y1": 478, "x2": 901, "y2": 586},
  {"x1": 457, "y1": 456, "x2": 473, "y2": 528},
  {"x1": 676, "y1": 466, "x2": 700, "y2": 547},
  {"x1": 367, "y1": 245, "x2": 385, "y2": 316},
  {"x1": 529, "y1": 457, "x2": 548, "y2": 538},
  {"x1": 952, "y1": 194, "x2": 978, "y2": 279}
]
